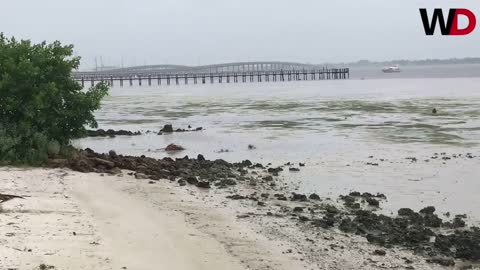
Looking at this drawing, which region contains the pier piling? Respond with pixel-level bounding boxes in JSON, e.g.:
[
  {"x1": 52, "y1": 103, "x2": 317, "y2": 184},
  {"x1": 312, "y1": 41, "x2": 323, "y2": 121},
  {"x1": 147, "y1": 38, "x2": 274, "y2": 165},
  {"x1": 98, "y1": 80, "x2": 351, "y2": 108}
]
[{"x1": 77, "y1": 68, "x2": 350, "y2": 87}]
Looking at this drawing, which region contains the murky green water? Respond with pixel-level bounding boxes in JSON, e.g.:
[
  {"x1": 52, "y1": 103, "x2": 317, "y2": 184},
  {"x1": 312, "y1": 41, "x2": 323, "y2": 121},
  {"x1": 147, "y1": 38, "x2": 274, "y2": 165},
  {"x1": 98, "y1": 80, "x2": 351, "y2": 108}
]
[{"x1": 90, "y1": 78, "x2": 480, "y2": 147}]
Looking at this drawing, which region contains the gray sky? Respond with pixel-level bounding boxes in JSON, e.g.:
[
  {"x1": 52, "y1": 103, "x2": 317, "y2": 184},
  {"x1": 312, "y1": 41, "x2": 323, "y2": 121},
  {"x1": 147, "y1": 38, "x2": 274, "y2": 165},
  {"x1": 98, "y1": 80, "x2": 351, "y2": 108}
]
[{"x1": 2, "y1": 0, "x2": 479, "y2": 69}]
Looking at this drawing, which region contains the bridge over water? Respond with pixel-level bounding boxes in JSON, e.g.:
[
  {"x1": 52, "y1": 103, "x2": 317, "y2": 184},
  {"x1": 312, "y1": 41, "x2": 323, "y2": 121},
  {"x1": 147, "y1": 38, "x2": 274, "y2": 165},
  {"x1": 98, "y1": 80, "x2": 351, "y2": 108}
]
[{"x1": 74, "y1": 61, "x2": 349, "y2": 87}]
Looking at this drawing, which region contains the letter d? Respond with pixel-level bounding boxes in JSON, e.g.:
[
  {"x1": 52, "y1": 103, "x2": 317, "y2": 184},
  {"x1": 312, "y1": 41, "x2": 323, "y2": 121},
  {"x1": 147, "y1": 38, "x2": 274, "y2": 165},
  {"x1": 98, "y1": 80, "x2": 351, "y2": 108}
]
[{"x1": 450, "y1": 9, "x2": 476, "y2": 35}]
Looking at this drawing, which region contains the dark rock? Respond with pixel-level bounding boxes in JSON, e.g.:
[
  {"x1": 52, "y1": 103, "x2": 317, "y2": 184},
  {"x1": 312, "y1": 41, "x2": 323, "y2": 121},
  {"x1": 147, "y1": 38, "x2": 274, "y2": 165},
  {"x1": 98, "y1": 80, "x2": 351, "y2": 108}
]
[
  {"x1": 91, "y1": 157, "x2": 115, "y2": 169},
  {"x1": 374, "y1": 250, "x2": 386, "y2": 256},
  {"x1": 263, "y1": 175, "x2": 273, "y2": 182},
  {"x1": 289, "y1": 167, "x2": 300, "y2": 172},
  {"x1": 161, "y1": 124, "x2": 174, "y2": 133},
  {"x1": 197, "y1": 154, "x2": 206, "y2": 161},
  {"x1": 214, "y1": 159, "x2": 230, "y2": 167},
  {"x1": 177, "y1": 155, "x2": 189, "y2": 161},
  {"x1": 108, "y1": 150, "x2": 118, "y2": 158},
  {"x1": 291, "y1": 193, "x2": 308, "y2": 202},
  {"x1": 366, "y1": 197, "x2": 380, "y2": 207},
  {"x1": 309, "y1": 193, "x2": 321, "y2": 200},
  {"x1": 339, "y1": 218, "x2": 356, "y2": 233},
  {"x1": 360, "y1": 192, "x2": 387, "y2": 200},
  {"x1": 293, "y1": 207, "x2": 304, "y2": 212},
  {"x1": 178, "y1": 179, "x2": 187, "y2": 186},
  {"x1": 452, "y1": 217, "x2": 466, "y2": 228},
  {"x1": 299, "y1": 216, "x2": 310, "y2": 222},
  {"x1": 312, "y1": 216, "x2": 335, "y2": 229},
  {"x1": 341, "y1": 197, "x2": 361, "y2": 209},
  {"x1": 434, "y1": 228, "x2": 480, "y2": 261},
  {"x1": 373, "y1": 193, "x2": 387, "y2": 199},
  {"x1": 241, "y1": 160, "x2": 252, "y2": 166},
  {"x1": 366, "y1": 234, "x2": 386, "y2": 245},
  {"x1": 398, "y1": 208, "x2": 416, "y2": 217},
  {"x1": 350, "y1": 203, "x2": 361, "y2": 209},
  {"x1": 420, "y1": 206, "x2": 436, "y2": 215},
  {"x1": 227, "y1": 194, "x2": 247, "y2": 200},
  {"x1": 324, "y1": 205, "x2": 339, "y2": 215},
  {"x1": 424, "y1": 214, "x2": 442, "y2": 228},
  {"x1": 86, "y1": 129, "x2": 141, "y2": 137},
  {"x1": 299, "y1": 163, "x2": 305, "y2": 167},
  {"x1": 186, "y1": 176, "x2": 198, "y2": 185},
  {"x1": 274, "y1": 194, "x2": 288, "y2": 201},
  {"x1": 341, "y1": 195, "x2": 356, "y2": 204},
  {"x1": 219, "y1": 179, "x2": 237, "y2": 186},
  {"x1": 165, "y1": 144, "x2": 185, "y2": 151},
  {"x1": 196, "y1": 181, "x2": 211, "y2": 188},
  {"x1": 252, "y1": 163, "x2": 264, "y2": 168},
  {"x1": 68, "y1": 158, "x2": 94, "y2": 173},
  {"x1": 427, "y1": 257, "x2": 455, "y2": 266},
  {"x1": 267, "y1": 167, "x2": 283, "y2": 174},
  {"x1": 406, "y1": 157, "x2": 418, "y2": 162}
]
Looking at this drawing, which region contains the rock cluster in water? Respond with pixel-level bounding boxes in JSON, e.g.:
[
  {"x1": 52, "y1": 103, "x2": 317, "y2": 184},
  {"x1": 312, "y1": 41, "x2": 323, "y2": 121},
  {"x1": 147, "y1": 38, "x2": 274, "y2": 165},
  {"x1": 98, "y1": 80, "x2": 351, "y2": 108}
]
[
  {"x1": 157, "y1": 124, "x2": 203, "y2": 135},
  {"x1": 84, "y1": 124, "x2": 203, "y2": 138},
  {"x1": 86, "y1": 129, "x2": 141, "y2": 137}
]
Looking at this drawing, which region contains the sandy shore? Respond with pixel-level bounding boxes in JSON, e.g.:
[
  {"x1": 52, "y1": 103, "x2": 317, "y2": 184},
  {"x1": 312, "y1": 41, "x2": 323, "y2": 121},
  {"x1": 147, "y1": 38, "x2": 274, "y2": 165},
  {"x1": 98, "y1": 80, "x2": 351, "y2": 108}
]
[
  {"x1": 0, "y1": 167, "x2": 474, "y2": 270},
  {"x1": 0, "y1": 167, "x2": 308, "y2": 270}
]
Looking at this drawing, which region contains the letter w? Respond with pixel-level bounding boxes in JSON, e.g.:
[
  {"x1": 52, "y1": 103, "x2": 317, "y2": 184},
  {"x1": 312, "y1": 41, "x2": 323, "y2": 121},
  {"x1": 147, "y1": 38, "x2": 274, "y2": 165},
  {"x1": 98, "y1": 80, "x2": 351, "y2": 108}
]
[{"x1": 419, "y1": 9, "x2": 456, "y2": 35}]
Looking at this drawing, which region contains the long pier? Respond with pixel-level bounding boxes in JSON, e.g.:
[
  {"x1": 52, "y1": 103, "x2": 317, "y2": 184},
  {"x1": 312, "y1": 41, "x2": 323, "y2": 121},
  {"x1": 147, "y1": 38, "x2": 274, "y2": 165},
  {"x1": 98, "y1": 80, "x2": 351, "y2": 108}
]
[{"x1": 73, "y1": 62, "x2": 349, "y2": 87}]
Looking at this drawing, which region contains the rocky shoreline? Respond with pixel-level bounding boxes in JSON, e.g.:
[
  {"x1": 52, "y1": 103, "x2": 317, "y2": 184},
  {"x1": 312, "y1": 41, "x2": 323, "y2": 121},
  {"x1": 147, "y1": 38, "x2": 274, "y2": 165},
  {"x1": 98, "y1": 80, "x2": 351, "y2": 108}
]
[
  {"x1": 85, "y1": 124, "x2": 203, "y2": 138},
  {"x1": 46, "y1": 149, "x2": 480, "y2": 268},
  {"x1": 86, "y1": 129, "x2": 142, "y2": 137}
]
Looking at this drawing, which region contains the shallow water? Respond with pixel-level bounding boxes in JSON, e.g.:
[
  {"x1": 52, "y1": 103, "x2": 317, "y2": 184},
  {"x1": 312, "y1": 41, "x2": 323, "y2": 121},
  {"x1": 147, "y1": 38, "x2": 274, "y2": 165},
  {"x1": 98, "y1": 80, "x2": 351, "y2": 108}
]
[{"x1": 77, "y1": 66, "x2": 480, "y2": 221}]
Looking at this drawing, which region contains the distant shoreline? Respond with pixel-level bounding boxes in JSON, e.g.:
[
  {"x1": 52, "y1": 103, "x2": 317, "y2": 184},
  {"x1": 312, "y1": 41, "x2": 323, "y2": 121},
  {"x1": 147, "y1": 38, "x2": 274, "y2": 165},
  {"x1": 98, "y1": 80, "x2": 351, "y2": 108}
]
[{"x1": 326, "y1": 57, "x2": 480, "y2": 68}]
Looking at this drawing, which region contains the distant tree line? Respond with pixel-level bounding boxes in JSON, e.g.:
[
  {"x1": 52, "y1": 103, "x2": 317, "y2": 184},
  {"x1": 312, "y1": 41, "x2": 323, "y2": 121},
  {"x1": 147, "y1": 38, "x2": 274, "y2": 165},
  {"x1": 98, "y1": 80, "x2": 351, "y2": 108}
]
[{"x1": 322, "y1": 57, "x2": 480, "y2": 67}]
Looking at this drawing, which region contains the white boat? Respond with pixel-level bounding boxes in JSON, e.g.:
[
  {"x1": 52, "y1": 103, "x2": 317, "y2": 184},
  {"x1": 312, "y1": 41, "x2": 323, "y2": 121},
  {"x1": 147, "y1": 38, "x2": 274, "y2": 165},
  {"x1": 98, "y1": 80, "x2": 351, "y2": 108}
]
[{"x1": 382, "y1": 65, "x2": 401, "y2": 73}]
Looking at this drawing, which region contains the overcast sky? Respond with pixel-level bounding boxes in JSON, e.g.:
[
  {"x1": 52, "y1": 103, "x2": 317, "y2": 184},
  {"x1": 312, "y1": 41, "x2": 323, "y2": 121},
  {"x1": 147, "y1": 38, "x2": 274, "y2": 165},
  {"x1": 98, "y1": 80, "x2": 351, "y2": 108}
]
[{"x1": 2, "y1": 0, "x2": 479, "y2": 69}]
